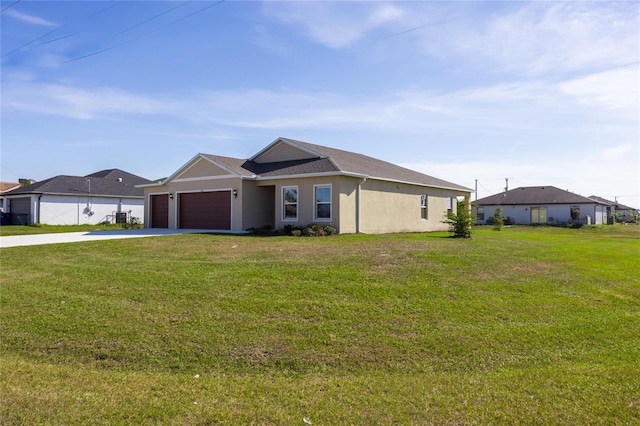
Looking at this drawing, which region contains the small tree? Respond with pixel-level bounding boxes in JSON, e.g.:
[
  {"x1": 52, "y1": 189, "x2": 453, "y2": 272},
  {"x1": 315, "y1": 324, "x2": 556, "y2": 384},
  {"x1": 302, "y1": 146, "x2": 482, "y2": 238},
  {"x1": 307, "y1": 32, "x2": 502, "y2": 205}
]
[
  {"x1": 443, "y1": 200, "x2": 474, "y2": 238},
  {"x1": 492, "y1": 207, "x2": 505, "y2": 231}
]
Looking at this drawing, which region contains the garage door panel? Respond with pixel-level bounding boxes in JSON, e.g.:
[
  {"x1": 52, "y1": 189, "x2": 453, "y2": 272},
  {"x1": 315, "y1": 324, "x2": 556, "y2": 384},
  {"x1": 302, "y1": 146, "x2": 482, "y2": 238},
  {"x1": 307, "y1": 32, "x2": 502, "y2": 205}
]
[{"x1": 179, "y1": 191, "x2": 231, "y2": 230}]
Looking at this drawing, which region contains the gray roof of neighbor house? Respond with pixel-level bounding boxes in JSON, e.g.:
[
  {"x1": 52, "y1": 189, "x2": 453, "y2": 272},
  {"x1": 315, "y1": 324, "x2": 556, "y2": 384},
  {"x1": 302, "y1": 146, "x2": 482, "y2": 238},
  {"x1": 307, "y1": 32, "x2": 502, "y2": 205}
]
[
  {"x1": 204, "y1": 138, "x2": 472, "y2": 192},
  {"x1": 476, "y1": 186, "x2": 606, "y2": 206},
  {"x1": 3, "y1": 169, "x2": 151, "y2": 198},
  {"x1": 588, "y1": 195, "x2": 637, "y2": 211}
]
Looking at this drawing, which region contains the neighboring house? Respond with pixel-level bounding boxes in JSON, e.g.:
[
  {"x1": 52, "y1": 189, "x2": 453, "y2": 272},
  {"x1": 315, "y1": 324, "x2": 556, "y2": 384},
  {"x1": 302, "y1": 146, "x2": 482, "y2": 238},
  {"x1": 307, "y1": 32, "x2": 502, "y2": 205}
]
[
  {"x1": 474, "y1": 186, "x2": 610, "y2": 225},
  {"x1": 588, "y1": 195, "x2": 638, "y2": 223},
  {"x1": 139, "y1": 137, "x2": 472, "y2": 234},
  {"x1": 2, "y1": 169, "x2": 151, "y2": 225},
  {"x1": 0, "y1": 181, "x2": 21, "y2": 211}
]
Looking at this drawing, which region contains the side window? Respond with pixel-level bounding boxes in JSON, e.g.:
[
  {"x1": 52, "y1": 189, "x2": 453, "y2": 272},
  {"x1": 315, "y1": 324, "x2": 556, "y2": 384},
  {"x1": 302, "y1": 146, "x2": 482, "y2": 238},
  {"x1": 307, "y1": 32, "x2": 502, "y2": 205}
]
[
  {"x1": 421, "y1": 194, "x2": 428, "y2": 220},
  {"x1": 476, "y1": 207, "x2": 485, "y2": 220},
  {"x1": 283, "y1": 186, "x2": 298, "y2": 221},
  {"x1": 570, "y1": 206, "x2": 580, "y2": 221},
  {"x1": 314, "y1": 185, "x2": 331, "y2": 221}
]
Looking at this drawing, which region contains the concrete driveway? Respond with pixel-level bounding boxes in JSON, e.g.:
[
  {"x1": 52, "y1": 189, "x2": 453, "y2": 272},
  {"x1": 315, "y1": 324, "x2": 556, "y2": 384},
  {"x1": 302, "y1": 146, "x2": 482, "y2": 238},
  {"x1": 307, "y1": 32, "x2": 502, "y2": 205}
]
[{"x1": 0, "y1": 229, "x2": 228, "y2": 248}]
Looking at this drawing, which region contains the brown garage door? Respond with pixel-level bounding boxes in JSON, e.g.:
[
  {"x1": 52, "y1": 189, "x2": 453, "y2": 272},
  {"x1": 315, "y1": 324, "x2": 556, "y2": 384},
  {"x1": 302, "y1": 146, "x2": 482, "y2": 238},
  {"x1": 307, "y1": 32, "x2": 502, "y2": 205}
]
[
  {"x1": 151, "y1": 194, "x2": 169, "y2": 228},
  {"x1": 179, "y1": 191, "x2": 231, "y2": 230}
]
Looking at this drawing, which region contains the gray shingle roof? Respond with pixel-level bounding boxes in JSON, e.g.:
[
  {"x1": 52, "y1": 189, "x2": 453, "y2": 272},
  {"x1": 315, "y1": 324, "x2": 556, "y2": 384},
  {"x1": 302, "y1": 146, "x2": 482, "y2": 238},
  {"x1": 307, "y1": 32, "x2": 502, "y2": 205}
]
[
  {"x1": 588, "y1": 195, "x2": 636, "y2": 211},
  {"x1": 204, "y1": 138, "x2": 471, "y2": 192},
  {"x1": 3, "y1": 169, "x2": 151, "y2": 198},
  {"x1": 476, "y1": 186, "x2": 604, "y2": 205},
  {"x1": 280, "y1": 138, "x2": 471, "y2": 190}
]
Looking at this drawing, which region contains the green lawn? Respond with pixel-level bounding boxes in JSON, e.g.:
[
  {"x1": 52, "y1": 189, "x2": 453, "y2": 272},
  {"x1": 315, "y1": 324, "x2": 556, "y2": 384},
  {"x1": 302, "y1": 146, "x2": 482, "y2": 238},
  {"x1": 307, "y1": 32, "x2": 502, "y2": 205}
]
[{"x1": 1, "y1": 226, "x2": 639, "y2": 424}]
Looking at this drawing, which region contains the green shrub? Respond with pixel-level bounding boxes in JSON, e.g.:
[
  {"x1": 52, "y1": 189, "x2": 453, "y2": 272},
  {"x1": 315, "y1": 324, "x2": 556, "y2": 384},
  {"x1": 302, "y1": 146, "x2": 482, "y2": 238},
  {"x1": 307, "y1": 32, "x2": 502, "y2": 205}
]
[
  {"x1": 323, "y1": 225, "x2": 337, "y2": 235},
  {"x1": 280, "y1": 223, "x2": 336, "y2": 237}
]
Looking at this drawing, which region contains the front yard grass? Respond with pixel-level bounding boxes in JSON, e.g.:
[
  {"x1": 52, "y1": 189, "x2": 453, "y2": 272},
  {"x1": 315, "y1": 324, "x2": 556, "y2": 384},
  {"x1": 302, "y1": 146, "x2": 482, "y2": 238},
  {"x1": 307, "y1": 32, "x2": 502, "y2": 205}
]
[{"x1": 1, "y1": 226, "x2": 639, "y2": 424}]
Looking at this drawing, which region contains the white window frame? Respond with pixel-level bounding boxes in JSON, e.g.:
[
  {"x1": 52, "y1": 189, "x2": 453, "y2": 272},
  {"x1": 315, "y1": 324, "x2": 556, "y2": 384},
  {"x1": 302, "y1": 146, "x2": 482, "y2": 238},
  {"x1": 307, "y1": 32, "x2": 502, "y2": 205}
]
[
  {"x1": 313, "y1": 184, "x2": 332, "y2": 221},
  {"x1": 282, "y1": 186, "x2": 298, "y2": 222}
]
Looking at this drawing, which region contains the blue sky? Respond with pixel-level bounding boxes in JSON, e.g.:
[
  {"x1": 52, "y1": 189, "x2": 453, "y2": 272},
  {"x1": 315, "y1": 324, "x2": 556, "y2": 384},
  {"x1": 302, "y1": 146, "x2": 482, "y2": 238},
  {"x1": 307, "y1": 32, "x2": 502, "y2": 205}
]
[{"x1": 2, "y1": 0, "x2": 639, "y2": 207}]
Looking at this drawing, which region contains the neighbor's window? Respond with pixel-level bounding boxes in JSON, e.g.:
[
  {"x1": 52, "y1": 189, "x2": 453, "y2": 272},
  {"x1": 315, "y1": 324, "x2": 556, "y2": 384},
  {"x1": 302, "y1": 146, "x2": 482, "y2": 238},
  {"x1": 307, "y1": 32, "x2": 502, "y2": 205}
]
[
  {"x1": 447, "y1": 197, "x2": 453, "y2": 215},
  {"x1": 283, "y1": 186, "x2": 298, "y2": 221},
  {"x1": 314, "y1": 185, "x2": 332, "y2": 220},
  {"x1": 421, "y1": 194, "x2": 428, "y2": 220},
  {"x1": 531, "y1": 206, "x2": 548, "y2": 224},
  {"x1": 570, "y1": 206, "x2": 580, "y2": 221},
  {"x1": 476, "y1": 207, "x2": 485, "y2": 221}
]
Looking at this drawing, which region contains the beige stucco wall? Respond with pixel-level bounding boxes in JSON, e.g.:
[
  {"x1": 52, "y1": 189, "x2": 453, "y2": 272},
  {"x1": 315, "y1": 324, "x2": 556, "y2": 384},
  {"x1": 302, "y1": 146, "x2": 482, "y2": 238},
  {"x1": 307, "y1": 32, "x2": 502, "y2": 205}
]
[
  {"x1": 257, "y1": 175, "x2": 342, "y2": 231},
  {"x1": 357, "y1": 179, "x2": 464, "y2": 234},
  {"x1": 177, "y1": 157, "x2": 229, "y2": 179},
  {"x1": 240, "y1": 180, "x2": 274, "y2": 230},
  {"x1": 338, "y1": 177, "x2": 359, "y2": 234}
]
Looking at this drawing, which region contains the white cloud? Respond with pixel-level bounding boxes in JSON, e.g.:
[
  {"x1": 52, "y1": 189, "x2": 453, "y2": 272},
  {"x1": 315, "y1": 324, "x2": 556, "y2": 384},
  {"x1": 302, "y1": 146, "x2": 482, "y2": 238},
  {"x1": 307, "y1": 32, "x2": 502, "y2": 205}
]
[
  {"x1": 421, "y1": 2, "x2": 639, "y2": 75},
  {"x1": 266, "y1": 2, "x2": 639, "y2": 75},
  {"x1": 559, "y1": 65, "x2": 640, "y2": 118},
  {"x1": 2, "y1": 83, "x2": 174, "y2": 119},
  {"x1": 601, "y1": 144, "x2": 636, "y2": 159},
  {"x1": 262, "y1": 1, "x2": 405, "y2": 48},
  {"x1": 4, "y1": 9, "x2": 57, "y2": 26},
  {"x1": 4, "y1": 72, "x2": 636, "y2": 134}
]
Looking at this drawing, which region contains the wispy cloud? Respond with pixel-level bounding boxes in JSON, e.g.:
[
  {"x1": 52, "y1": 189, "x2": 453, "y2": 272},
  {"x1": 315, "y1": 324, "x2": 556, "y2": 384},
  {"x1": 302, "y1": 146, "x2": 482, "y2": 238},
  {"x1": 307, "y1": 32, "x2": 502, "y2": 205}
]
[
  {"x1": 4, "y1": 71, "x2": 637, "y2": 133},
  {"x1": 262, "y1": 1, "x2": 405, "y2": 48},
  {"x1": 3, "y1": 83, "x2": 174, "y2": 119},
  {"x1": 4, "y1": 9, "x2": 57, "y2": 26},
  {"x1": 468, "y1": 2, "x2": 639, "y2": 74},
  {"x1": 264, "y1": 1, "x2": 639, "y2": 76},
  {"x1": 559, "y1": 65, "x2": 639, "y2": 118}
]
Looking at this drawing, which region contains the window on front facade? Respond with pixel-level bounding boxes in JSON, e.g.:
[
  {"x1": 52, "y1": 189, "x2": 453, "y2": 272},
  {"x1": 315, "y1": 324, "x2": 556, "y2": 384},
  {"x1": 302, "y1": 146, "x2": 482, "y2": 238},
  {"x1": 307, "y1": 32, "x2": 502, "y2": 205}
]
[
  {"x1": 476, "y1": 207, "x2": 485, "y2": 220},
  {"x1": 314, "y1": 185, "x2": 331, "y2": 220},
  {"x1": 421, "y1": 194, "x2": 428, "y2": 220},
  {"x1": 531, "y1": 206, "x2": 548, "y2": 224},
  {"x1": 447, "y1": 197, "x2": 453, "y2": 214},
  {"x1": 283, "y1": 186, "x2": 298, "y2": 221}
]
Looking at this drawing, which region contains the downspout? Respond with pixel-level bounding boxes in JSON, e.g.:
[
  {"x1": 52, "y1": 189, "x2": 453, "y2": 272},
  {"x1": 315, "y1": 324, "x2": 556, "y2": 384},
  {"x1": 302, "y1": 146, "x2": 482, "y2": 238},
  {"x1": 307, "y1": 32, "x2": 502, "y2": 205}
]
[
  {"x1": 356, "y1": 177, "x2": 367, "y2": 233},
  {"x1": 37, "y1": 195, "x2": 42, "y2": 224}
]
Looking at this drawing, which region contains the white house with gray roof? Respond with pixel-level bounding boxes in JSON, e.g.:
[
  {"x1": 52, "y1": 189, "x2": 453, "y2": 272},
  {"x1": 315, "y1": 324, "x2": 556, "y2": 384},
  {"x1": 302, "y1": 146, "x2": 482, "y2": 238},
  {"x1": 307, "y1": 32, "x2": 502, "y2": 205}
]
[
  {"x1": 139, "y1": 137, "x2": 472, "y2": 234},
  {"x1": 2, "y1": 169, "x2": 151, "y2": 226},
  {"x1": 475, "y1": 186, "x2": 610, "y2": 225}
]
